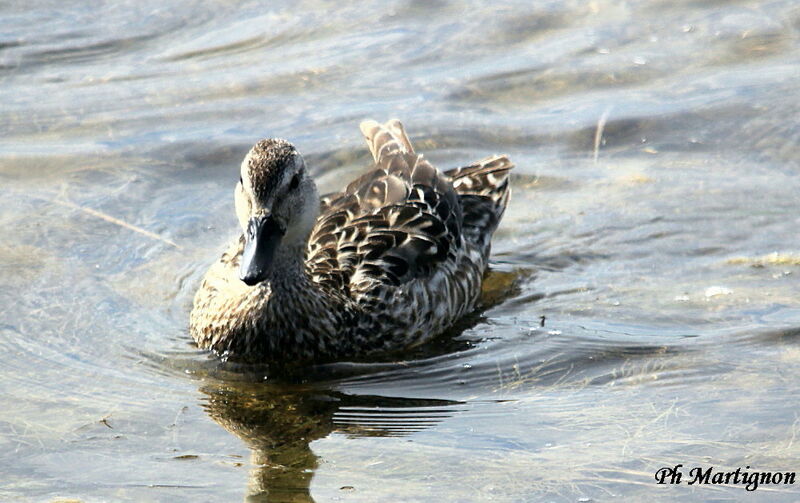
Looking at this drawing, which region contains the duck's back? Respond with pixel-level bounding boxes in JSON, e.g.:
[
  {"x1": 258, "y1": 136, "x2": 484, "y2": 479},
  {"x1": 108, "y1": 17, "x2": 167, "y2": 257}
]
[{"x1": 305, "y1": 120, "x2": 512, "y2": 345}]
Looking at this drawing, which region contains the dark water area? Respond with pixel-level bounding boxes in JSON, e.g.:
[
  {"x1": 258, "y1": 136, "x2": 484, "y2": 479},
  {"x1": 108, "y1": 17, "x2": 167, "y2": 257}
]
[{"x1": 2, "y1": 0, "x2": 799, "y2": 501}]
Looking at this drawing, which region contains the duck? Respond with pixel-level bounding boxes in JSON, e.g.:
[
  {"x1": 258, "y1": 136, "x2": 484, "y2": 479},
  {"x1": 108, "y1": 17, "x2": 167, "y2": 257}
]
[{"x1": 189, "y1": 119, "x2": 513, "y2": 362}]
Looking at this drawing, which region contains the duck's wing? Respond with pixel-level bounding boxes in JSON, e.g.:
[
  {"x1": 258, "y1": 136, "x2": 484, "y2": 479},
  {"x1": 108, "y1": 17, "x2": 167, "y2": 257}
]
[{"x1": 306, "y1": 119, "x2": 462, "y2": 296}]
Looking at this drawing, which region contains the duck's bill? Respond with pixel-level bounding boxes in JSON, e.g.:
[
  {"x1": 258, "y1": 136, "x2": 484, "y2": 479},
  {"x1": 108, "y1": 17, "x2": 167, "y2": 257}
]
[{"x1": 239, "y1": 214, "x2": 285, "y2": 286}]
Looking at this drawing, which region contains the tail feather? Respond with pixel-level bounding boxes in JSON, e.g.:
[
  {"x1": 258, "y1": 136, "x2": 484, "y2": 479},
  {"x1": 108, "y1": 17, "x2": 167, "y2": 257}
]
[
  {"x1": 359, "y1": 119, "x2": 513, "y2": 248},
  {"x1": 445, "y1": 155, "x2": 513, "y2": 246}
]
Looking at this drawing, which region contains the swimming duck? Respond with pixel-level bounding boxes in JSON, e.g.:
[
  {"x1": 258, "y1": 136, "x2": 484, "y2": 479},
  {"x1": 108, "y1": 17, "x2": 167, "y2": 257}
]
[{"x1": 190, "y1": 119, "x2": 513, "y2": 362}]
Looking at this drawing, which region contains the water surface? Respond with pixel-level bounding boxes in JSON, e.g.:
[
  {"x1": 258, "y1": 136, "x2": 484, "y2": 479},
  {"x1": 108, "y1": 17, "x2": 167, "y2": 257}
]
[{"x1": 2, "y1": 0, "x2": 800, "y2": 501}]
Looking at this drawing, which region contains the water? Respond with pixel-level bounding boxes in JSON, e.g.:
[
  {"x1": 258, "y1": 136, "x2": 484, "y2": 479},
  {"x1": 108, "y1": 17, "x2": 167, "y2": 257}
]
[{"x1": 2, "y1": 0, "x2": 799, "y2": 501}]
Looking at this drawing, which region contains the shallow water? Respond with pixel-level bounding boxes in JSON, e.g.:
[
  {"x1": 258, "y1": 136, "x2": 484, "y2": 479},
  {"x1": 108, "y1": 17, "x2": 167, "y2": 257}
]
[{"x1": 2, "y1": 0, "x2": 800, "y2": 501}]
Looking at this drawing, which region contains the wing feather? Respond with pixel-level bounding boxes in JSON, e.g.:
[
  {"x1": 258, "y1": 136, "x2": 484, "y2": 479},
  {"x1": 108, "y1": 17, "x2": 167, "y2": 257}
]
[{"x1": 307, "y1": 120, "x2": 509, "y2": 297}]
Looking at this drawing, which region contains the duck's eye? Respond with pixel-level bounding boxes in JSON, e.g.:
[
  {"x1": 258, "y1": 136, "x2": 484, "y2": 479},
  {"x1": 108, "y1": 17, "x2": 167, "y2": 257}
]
[
  {"x1": 239, "y1": 175, "x2": 243, "y2": 185},
  {"x1": 289, "y1": 173, "x2": 300, "y2": 190}
]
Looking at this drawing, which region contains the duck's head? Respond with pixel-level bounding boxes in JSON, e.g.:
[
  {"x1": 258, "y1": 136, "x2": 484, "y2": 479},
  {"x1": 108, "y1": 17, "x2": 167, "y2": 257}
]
[{"x1": 235, "y1": 139, "x2": 319, "y2": 286}]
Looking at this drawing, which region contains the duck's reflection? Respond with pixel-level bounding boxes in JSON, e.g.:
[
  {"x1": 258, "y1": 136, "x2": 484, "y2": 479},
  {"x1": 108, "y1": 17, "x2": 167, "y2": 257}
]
[
  {"x1": 200, "y1": 380, "x2": 463, "y2": 502},
  {"x1": 194, "y1": 267, "x2": 519, "y2": 501}
]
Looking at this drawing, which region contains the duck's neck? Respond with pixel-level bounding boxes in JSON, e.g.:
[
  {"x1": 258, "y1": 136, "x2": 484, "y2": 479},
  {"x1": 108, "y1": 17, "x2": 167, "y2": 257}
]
[
  {"x1": 264, "y1": 242, "x2": 308, "y2": 290},
  {"x1": 250, "y1": 241, "x2": 352, "y2": 360}
]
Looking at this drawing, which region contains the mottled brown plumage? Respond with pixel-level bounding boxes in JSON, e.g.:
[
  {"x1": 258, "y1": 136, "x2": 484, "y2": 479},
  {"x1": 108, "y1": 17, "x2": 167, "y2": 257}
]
[
  {"x1": 245, "y1": 139, "x2": 297, "y2": 202},
  {"x1": 190, "y1": 119, "x2": 513, "y2": 362}
]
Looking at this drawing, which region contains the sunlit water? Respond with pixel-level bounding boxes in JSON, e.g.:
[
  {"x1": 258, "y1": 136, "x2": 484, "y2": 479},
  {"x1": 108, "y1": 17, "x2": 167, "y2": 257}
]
[{"x1": 2, "y1": 0, "x2": 799, "y2": 501}]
